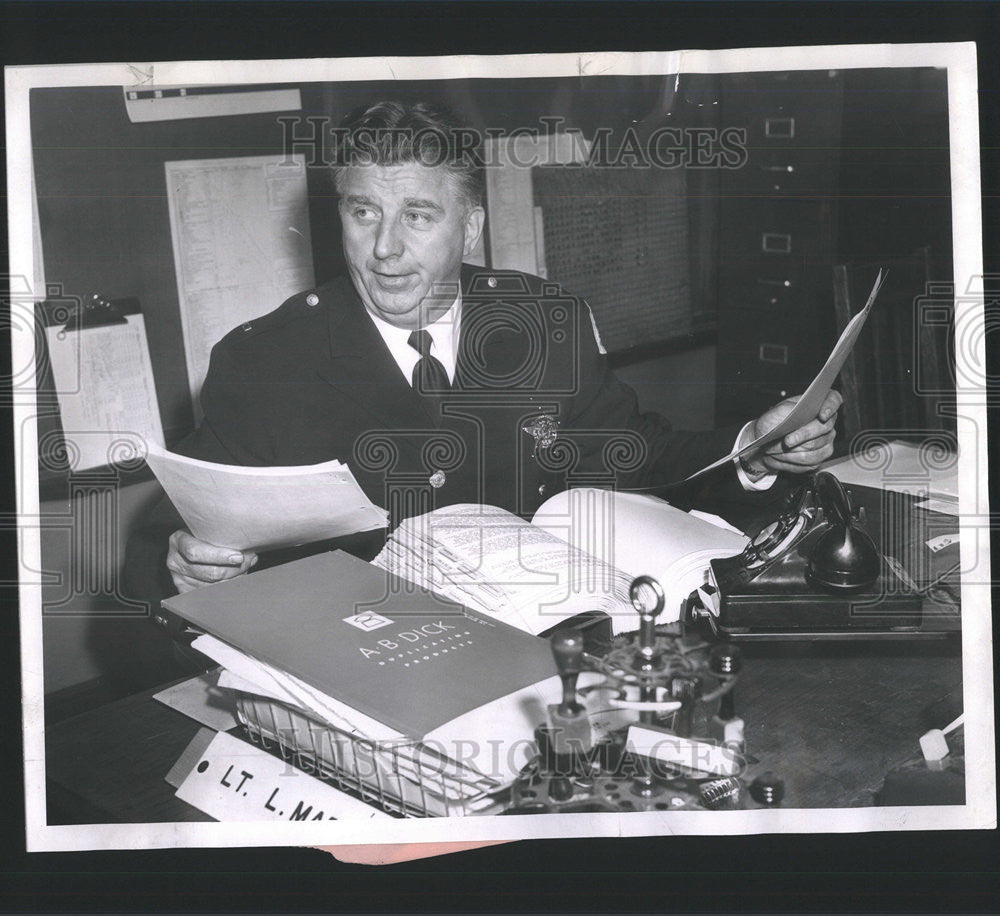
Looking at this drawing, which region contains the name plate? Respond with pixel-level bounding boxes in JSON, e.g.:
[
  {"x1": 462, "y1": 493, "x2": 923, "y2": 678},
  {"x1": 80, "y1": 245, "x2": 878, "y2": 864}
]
[
  {"x1": 175, "y1": 730, "x2": 388, "y2": 821},
  {"x1": 626, "y1": 725, "x2": 740, "y2": 777}
]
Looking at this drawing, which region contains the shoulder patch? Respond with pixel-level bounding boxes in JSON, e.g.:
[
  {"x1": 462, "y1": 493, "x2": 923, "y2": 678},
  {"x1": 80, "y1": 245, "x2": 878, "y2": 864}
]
[{"x1": 586, "y1": 303, "x2": 607, "y2": 355}]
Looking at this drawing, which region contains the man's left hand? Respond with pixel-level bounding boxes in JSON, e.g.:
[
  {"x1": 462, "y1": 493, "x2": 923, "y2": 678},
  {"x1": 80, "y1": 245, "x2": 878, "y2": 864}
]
[{"x1": 744, "y1": 390, "x2": 843, "y2": 475}]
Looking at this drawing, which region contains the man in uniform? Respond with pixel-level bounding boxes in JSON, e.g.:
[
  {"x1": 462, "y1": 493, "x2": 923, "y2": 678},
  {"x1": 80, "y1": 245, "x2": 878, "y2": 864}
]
[{"x1": 125, "y1": 100, "x2": 840, "y2": 614}]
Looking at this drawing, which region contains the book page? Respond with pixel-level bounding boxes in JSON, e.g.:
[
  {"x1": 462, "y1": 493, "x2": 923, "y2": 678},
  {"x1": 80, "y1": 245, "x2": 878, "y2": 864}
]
[
  {"x1": 532, "y1": 488, "x2": 749, "y2": 627},
  {"x1": 374, "y1": 504, "x2": 632, "y2": 635},
  {"x1": 144, "y1": 443, "x2": 387, "y2": 552}
]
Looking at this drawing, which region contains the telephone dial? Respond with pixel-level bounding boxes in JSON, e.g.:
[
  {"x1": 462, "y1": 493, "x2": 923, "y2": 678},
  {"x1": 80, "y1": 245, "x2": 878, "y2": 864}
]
[{"x1": 692, "y1": 471, "x2": 923, "y2": 637}]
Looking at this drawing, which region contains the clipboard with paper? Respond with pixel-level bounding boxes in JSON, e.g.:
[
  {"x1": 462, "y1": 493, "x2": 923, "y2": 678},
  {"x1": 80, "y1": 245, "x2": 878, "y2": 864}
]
[
  {"x1": 42, "y1": 294, "x2": 165, "y2": 473},
  {"x1": 680, "y1": 269, "x2": 888, "y2": 483}
]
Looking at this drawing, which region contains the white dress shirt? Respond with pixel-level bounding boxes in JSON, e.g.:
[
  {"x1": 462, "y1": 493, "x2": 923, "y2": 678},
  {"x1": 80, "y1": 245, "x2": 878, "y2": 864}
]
[
  {"x1": 735, "y1": 421, "x2": 777, "y2": 491},
  {"x1": 365, "y1": 296, "x2": 772, "y2": 491},
  {"x1": 365, "y1": 296, "x2": 462, "y2": 386}
]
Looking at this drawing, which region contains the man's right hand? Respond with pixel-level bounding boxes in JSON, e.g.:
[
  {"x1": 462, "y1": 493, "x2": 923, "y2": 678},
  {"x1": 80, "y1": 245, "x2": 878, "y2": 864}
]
[{"x1": 166, "y1": 530, "x2": 258, "y2": 594}]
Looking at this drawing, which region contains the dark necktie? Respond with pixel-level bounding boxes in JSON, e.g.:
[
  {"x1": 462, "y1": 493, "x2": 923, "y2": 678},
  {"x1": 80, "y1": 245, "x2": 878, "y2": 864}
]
[{"x1": 408, "y1": 329, "x2": 451, "y2": 396}]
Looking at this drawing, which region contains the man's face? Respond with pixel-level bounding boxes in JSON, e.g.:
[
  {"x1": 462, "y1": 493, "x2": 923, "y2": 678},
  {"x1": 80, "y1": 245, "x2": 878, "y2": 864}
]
[{"x1": 338, "y1": 162, "x2": 485, "y2": 330}]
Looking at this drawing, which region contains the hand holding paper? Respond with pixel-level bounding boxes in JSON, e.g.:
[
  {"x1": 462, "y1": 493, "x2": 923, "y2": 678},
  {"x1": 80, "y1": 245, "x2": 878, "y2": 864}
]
[
  {"x1": 745, "y1": 389, "x2": 843, "y2": 475},
  {"x1": 167, "y1": 530, "x2": 258, "y2": 594},
  {"x1": 680, "y1": 268, "x2": 887, "y2": 483},
  {"x1": 144, "y1": 443, "x2": 389, "y2": 591}
]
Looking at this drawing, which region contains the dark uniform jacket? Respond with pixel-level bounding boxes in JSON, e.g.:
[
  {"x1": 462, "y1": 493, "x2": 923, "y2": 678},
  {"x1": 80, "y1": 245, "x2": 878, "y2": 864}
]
[{"x1": 125, "y1": 265, "x2": 752, "y2": 619}]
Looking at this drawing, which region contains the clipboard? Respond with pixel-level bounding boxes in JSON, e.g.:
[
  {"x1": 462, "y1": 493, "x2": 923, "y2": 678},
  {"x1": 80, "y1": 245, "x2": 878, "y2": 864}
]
[{"x1": 39, "y1": 293, "x2": 165, "y2": 476}]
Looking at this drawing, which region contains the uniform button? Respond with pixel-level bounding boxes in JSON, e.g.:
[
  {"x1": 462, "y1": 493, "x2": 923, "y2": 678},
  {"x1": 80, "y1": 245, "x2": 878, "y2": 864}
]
[
  {"x1": 306, "y1": 293, "x2": 320, "y2": 307},
  {"x1": 487, "y1": 276, "x2": 498, "y2": 288},
  {"x1": 429, "y1": 470, "x2": 446, "y2": 488}
]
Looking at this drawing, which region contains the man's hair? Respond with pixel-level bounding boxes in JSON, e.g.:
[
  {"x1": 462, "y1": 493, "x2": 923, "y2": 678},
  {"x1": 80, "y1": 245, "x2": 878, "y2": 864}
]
[{"x1": 331, "y1": 100, "x2": 485, "y2": 210}]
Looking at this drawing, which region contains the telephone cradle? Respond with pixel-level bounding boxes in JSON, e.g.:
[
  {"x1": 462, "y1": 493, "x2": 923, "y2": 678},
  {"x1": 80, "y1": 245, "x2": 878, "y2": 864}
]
[{"x1": 697, "y1": 471, "x2": 923, "y2": 637}]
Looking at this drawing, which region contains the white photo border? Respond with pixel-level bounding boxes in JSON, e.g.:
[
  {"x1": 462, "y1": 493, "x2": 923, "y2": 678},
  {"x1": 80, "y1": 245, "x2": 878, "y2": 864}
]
[{"x1": 8, "y1": 40, "x2": 993, "y2": 852}]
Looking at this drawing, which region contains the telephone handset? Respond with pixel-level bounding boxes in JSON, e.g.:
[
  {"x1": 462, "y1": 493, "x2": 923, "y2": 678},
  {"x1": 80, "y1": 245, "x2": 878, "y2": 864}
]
[
  {"x1": 705, "y1": 471, "x2": 922, "y2": 636},
  {"x1": 806, "y1": 472, "x2": 881, "y2": 590}
]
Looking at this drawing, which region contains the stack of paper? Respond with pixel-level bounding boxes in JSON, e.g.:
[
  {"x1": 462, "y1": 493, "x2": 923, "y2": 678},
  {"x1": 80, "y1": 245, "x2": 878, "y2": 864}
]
[
  {"x1": 161, "y1": 551, "x2": 617, "y2": 814},
  {"x1": 144, "y1": 444, "x2": 387, "y2": 552},
  {"x1": 189, "y1": 632, "x2": 628, "y2": 817}
]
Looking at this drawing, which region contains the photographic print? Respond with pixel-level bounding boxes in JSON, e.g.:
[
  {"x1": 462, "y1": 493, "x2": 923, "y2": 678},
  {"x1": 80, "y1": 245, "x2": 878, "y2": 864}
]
[{"x1": 7, "y1": 41, "x2": 993, "y2": 853}]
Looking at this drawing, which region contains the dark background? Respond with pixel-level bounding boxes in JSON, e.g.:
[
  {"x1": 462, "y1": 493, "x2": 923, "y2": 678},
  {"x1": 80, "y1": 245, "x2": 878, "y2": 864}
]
[{"x1": 3, "y1": 1, "x2": 999, "y2": 914}]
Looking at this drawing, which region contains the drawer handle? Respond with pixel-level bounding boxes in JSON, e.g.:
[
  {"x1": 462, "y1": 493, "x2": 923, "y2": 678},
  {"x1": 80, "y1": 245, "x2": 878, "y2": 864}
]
[
  {"x1": 762, "y1": 232, "x2": 792, "y2": 254},
  {"x1": 759, "y1": 344, "x2": 789, "y2": 365},
  {"x1": 764, "y1": 117, "x2": 795, "y2": 139}
]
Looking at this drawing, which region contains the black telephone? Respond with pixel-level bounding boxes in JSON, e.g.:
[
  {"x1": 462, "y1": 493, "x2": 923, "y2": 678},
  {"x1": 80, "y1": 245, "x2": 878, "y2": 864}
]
[{"x1": 700, "y1": 472, "x2": 922, "y2": 637}]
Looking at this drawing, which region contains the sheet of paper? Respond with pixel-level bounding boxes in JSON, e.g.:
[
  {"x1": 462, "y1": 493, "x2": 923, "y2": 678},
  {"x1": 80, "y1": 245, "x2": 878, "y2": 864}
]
[
  {"x1": 144, "y1": 443, "x2": 387, "y2": 552},
  {"x1": 926, "y1": 533, "x2": 959, "y2": 553},
  {"x1": 824, "y1": 440, "x2": 959, "y2": 500},
  {"x1": 916, "y1": 497, "x2": 960, "y2": 515},
  {"x1": 152, "y1": 668, "x2": 239, "y2": 733},
  {"x1": 165, "y1": 154, "x2": 315, "y2": 417},
  {"x1": 626, "y1": 725, "x2": 740, "y2": 777},
  {"x1": 44, "y1": 314, "x2": 165, "y2": 471},
  {"x1": 679, "y1": 268, "x2": 887, "y2": 482}
]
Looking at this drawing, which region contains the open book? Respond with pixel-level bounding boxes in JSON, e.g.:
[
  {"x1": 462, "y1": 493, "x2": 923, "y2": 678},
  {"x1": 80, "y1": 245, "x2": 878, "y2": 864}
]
[{"x1": 373, "y1": 488, "x2": 749, "y2": 636}]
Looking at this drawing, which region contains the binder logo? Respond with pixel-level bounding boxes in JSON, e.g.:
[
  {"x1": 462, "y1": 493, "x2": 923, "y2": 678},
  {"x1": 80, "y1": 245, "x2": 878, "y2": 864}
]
[{"x1": 343, "y1": 611, "x2": 394, "y2": 632}]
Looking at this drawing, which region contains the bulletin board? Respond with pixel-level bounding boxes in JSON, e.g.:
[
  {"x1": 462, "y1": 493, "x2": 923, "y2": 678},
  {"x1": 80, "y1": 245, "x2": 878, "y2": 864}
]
[{"x1": 532, "y1": 165, "x2": 695, "y2": 355}]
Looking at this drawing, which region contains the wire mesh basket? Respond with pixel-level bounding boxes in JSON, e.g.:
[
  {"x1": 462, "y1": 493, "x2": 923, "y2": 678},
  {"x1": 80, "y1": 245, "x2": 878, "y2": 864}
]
[{"x1": 234, "y1": 692, "x2": 511, "y2": 818}]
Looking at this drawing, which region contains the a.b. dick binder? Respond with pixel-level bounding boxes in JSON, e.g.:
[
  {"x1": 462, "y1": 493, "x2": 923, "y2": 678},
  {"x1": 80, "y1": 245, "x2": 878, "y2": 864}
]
[{"x1": 163, "y1": 550, "x2": 556, "y2": 738}]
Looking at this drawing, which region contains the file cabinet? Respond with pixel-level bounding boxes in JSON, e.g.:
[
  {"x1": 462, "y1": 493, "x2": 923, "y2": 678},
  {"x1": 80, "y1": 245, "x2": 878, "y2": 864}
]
[{"x1": 714, "y1": 71, "x2": 844, "y2": 427}]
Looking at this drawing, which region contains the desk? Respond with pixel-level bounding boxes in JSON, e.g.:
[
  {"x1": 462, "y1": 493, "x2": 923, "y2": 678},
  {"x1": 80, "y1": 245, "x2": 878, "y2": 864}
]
[
  {"x1": 46, "y1": 469, "x2": 965, "y2": 822},
  {"x1": 45, "y1": 639, "x2": 963, "y2": 823},
  {"x1": 46, "y1": 683, "x2": 212, "y2": 824}
]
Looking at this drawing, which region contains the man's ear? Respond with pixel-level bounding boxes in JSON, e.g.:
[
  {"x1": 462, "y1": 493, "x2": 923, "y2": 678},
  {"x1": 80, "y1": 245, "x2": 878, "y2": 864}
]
[{"x1": 463, "y1": 206, "x2": 486, "y2": 257}]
